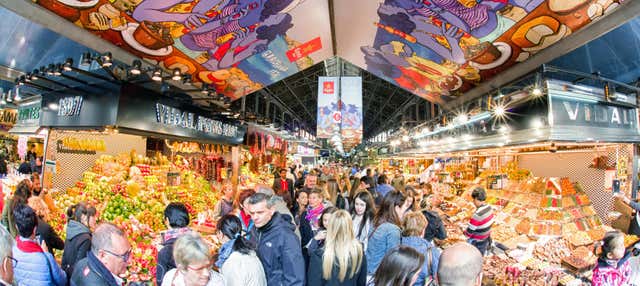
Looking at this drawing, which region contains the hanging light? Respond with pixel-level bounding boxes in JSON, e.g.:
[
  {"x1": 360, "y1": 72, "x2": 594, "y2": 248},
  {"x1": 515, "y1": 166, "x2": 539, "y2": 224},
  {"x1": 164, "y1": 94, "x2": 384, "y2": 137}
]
[
  {"x1": 171, "y1": 68, "x2": 182, "y2": 81},
  {"x1": 13, "y1": 87, "x2": 21, "y2": 101},
  {"x1": 130, "y1": 59, "x2": 142, "y2": 75},
  {"x1": 53, "y1": 64, "x2": 62, "y2": 76},
  {"x1": 63, "y1": 58, "x2": 73, "y2": 71},
  {"x1": 200, "y1": 83, "x2": 210, "y2": 94},
  {"x1": 48, "y1": 102, "x2": 59, "y2": 111},
  {"x1": 151, "y1": 68, "x2": 162, "y2": 81},
  {"x1": 81, "y1": 52, "x2": 92, "y2": 66},
  {"x1": 6, "y1": 90, "x2": 12, "y2": 103},
  {"x1": 24, "y1": 74, "x2": 31, "y2": 82},
  {"x1": 31, "y1": 70, "x2": 39, "y2": 81},
  {"x1": 493, "y1": 105, "x2": 506, "y2": 117},
  {"x1": 101, "y1": 52, "x2": 112, "y2": 67},
  {"x1": 531, "y1": 86, "x2": 543, "y2": 97},
  {"x1": 182, "y1": 74, "x2": 192, "y2": 85},
  {"x1": 46, "y1": 64, "x2": 55, "y2": 76}
]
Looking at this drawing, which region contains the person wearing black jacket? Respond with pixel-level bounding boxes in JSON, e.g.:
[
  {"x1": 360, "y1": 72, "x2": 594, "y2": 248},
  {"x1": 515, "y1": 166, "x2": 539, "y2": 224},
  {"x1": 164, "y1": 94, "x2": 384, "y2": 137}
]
[
  {"x1": 246, "y1": 193, "x2": 305, "y2": 286},
  {"x1": 71, "y1": 223, "x2": 130, "y2": 286},
  {"x1": 61, "y1": 202, "x2": 96, "y2": 281},
  {"x1": 423, "y1": 210, "x2": 447, "y2": 242},
  {"x1": 156, "y1": 202, "x2": 191, "y2": 285}
]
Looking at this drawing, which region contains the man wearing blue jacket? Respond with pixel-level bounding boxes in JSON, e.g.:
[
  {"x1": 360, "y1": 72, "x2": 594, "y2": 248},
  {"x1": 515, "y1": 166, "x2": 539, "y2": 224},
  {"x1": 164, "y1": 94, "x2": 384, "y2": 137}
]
[
  {"x1": 12, "y1": 204, "x2": 66, "y2": 286},
  {"x1": 247, "y1": 193, "x2": 305, "y2": 286}
]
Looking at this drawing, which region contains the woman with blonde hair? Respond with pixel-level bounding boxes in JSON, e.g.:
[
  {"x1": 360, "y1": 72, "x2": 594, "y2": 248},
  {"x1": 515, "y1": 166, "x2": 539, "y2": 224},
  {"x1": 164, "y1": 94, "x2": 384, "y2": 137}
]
[
  {"x1": 327, "y1": 179, "x2": 349, "y2": 210},
  {"x1": 307, "y1": 210, "x2": 367, "y2": 286},
  {"x1": 401, "y1": 212, "x2": 441, "y2": 286},
  {"x1": 27, "y1": 196, "x2": 64, "y2": 255},
  {"x1": 161, "y1": 233, "x2": 225, "y2": 286}
]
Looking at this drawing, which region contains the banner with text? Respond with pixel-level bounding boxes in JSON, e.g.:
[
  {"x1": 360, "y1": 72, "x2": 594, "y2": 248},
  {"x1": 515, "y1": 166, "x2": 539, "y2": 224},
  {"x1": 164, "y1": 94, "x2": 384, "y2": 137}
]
[
  {"x1": 317, "y1": 77, "x2": 340, "y2": 138},
  {"x1": 340, "y1": 77, "x2": 363, "y2": 148}
]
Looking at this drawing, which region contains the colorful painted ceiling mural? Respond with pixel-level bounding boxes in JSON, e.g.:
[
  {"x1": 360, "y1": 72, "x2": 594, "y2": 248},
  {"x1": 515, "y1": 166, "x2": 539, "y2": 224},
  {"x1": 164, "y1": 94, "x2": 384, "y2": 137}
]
[
  {"x1": 335, "y1": 0, "x2": 626, "y2": 105},
  {"x1": 34, "y1": 0, "x2": 334, "y2": 100}
]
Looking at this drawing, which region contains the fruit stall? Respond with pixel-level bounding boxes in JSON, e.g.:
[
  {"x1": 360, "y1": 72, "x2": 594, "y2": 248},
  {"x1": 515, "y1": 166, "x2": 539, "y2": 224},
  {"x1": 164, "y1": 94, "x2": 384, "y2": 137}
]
[
  {"x1": 49, "y1": 152, "x2": 222, "y2": 284},
  {"x1": 25, "y1": 87, "x2": 248, "y2": 285}
]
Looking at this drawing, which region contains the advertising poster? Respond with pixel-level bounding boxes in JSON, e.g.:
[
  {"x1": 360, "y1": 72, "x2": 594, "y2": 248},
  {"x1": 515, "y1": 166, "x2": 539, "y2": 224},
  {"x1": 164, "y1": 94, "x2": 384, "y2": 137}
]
[
  {"x1": 317, "y1": 77, "x2": 340, "y2": 138},
  {"x1": 340, "y1": 76, "x2": 363, "y2": 148},
  {"x1": 36, "y1": 0, "x2": 334, "y2": 100},
  {"x1": 334, "y1": 0, "x2": 626, "y2": 105}
]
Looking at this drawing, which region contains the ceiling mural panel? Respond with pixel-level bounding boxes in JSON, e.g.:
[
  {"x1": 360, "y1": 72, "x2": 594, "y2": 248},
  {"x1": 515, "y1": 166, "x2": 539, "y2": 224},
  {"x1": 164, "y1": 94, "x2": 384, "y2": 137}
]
[
  {"x1": 335, "y1": 0, "x2": 626, "y2": 105},
  {"x1": 34, "y1": 0, "x2": 334, "y2": 100}
]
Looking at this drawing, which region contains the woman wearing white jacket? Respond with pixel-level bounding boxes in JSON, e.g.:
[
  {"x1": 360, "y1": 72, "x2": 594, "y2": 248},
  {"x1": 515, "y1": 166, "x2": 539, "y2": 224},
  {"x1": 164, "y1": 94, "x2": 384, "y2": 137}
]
[{"x1": 216, "y1": 215, "x2": 267, "y2": 286}]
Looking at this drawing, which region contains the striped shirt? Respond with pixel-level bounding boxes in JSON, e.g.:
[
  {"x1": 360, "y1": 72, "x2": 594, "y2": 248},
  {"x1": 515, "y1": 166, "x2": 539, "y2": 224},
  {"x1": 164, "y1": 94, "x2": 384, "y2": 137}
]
[{"x1": 464, "y1": 204, "x2": 494, "y2": 240}]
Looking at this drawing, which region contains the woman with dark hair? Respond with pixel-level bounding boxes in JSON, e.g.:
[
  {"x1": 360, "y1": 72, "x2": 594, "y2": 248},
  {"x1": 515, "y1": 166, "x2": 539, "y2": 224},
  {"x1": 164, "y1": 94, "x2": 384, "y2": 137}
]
[
  {"x1": 156, "y1": 202, "x2": 192, "y2": 285},
  {"x1": 61, "y1": 201, "x2": 97, "y2": 279},
  {"x1": 368, "y1": 246, "x2": 424, "y2": 286},
  {"x1": 1, "y1": 180, "x2": 31, "y2": 236},
  {"x1": 293, "y1": 190, "x2": 309, "y2": 226},
  {"x1": 365, "y1": 191, "x2": 411, "y2": 275},
  {"x1": 351, "y1": 191, "x2": 375, "y2": 251},
  {"x1": 216, "y1": 215, "x2": 266, "y2": 286}
]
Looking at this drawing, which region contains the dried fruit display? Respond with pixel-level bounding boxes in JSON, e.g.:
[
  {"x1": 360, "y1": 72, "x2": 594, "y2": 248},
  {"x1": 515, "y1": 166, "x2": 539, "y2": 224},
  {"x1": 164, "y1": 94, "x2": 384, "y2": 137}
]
[
  {"x1": 560, "y1": 177, "x2": 576, "y2": 195},
  {"x1": 565, "y1": 231, "x2": 592, "y2": 247},
  {"x1": 533, "y1": 238, "x2": 571, "y2": 264},
  {"x1": 492, "y1": 225, "x2": 519, "y2": 243},
  {"x1": 515, "y1": 218, "x2": 531, "y2": 235}
]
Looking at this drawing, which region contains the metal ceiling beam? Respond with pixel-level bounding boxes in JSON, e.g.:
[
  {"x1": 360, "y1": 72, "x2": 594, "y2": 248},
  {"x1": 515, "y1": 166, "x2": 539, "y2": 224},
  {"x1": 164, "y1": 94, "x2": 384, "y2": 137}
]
[
  {"x1": 364, "y1": 88, "x2": 400, "y2": 133},
  {"x1": 282, "y1": 79, "x2": 315, "y2": 121},
  {"x1": 443, "y1": 0, "x2": 640, "y2": 111},
  {"x1": 0, "y1": 65, "x2": 24, "y2": 82}
]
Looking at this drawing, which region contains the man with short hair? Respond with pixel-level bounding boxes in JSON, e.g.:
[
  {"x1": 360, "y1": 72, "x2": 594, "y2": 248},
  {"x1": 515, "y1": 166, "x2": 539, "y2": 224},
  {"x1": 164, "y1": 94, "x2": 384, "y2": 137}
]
[
  {"x1": 437, "y1": 242, "x2": 483, "y2": 286},
  {"x1": 272, "y1": 168, "x2": 294, "y2": 209},
  {"x1": 0, "y1": 226, "x2": 15, "y2": 286},
  {"x1": 464, "y1": 187, "x2": 495, "y2": 255},
  {"x1": 246, "y1": 193, "x2": 304, "y2": 286},
  {"x1": 71, "y1": 223, "x2": 131, "y2": 286},
  {"x1": 12, "y1": 204, "x2": 67, "y2": 286}
]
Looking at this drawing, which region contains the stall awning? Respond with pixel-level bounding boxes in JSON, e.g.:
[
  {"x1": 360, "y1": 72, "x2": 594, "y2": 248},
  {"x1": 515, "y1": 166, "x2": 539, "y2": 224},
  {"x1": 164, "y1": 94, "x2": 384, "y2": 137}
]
[{"x1": 9, "y1": 125, "x2": 41, "y2": 135}]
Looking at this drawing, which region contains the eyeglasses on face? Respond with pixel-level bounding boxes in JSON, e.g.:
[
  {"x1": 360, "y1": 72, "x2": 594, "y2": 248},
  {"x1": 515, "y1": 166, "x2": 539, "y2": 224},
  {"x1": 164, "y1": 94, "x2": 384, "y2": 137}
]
[{"x1": 102, "y1": 248, "x2": 131, "y2": 262}]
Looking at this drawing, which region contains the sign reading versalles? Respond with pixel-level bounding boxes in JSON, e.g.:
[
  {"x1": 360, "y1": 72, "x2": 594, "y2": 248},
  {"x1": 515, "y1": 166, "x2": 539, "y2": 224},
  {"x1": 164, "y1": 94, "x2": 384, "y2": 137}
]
[{"x1": 155, "y1": 103, "x2": 240, "y2": 138}]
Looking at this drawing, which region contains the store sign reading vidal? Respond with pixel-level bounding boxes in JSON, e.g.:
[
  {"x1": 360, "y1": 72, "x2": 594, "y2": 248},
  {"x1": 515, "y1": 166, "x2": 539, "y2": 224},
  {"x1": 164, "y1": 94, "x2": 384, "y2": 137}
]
[
  {"x1": 552, "y1": 97, "x2": 637, "y2": 129},
  {"x1": 155, "y1": 103, "x2": 239, "y2": 138}
]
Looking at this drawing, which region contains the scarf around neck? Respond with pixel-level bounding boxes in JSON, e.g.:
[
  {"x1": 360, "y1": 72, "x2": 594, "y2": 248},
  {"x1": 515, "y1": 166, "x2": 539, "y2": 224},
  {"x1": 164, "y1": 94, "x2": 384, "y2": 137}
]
[
  {"x1": 16, "y1": 236, "x2": 43, "y2": 253},
  {"x1": 305, "y1": 204, "x2": 324, "y2": 228},
  {"x1": 215, "y1": 239, "x2": 236, "y2": 269}
]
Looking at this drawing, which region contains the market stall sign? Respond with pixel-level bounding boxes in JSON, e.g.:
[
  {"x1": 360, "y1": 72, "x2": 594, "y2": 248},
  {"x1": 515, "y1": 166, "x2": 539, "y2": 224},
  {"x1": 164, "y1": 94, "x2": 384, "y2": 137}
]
[
  {"x1": 0, "y1": 109, "x2": 17, "y2": 125},
  {"x1": 57, "y1": 96, "x2": 83, "y2": 117},
  {"x1": 17, "y1": 105, "x2": 40, "y2": 122},
  {"x1": 550, "y1": 96, "x2": 637, "y2": 129},
  {"x1": 56, "y1": 137, "x2": 106, "y2": 154},
  {"x1": 155, "y1": 103, "x2": 240, "y2": 138}
]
